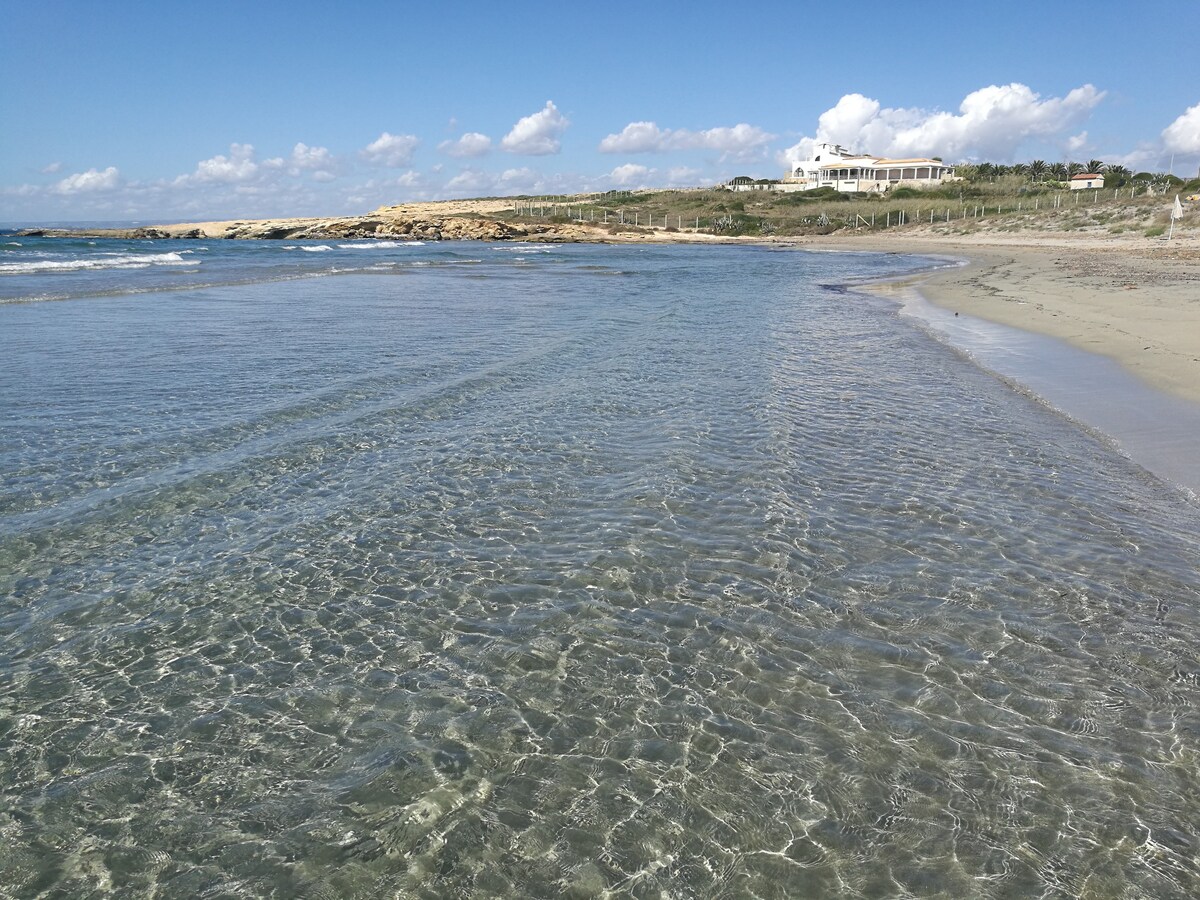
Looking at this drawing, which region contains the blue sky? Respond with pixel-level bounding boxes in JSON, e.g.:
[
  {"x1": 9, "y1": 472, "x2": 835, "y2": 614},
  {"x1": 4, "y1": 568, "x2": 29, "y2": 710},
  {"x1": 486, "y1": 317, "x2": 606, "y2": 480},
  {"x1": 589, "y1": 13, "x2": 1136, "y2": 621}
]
[{"x1": 3, "y1": 0, "x2": 1198, "y2": 222}]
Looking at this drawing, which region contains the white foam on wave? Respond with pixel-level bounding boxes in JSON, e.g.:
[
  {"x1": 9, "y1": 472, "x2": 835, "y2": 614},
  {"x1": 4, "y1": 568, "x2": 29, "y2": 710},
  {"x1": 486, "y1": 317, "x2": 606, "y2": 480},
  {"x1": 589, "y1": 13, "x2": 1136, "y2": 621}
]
[
  {"x1": 336, "y1": 241, "x2": 425, "y2": 249},
  {"x1": 300, "y1": 245, "x2": 333, "y2": 252},
  {"x1": 491, "y1": 245, "x2": 554, "y2": 253},
  {"x1": 0, "y1": 252, "x2": 196, "y2": 275},
  {"x1": 4, "y1": 241, "x2": 22, "y2": 247}
]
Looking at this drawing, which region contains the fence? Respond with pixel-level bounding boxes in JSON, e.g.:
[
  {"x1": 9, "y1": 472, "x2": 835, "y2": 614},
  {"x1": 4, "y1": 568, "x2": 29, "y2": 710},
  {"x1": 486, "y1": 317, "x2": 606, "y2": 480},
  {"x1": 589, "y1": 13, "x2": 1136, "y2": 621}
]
[{"x1": 508, "y1": 186, "x2": 1152, "y2": 235}]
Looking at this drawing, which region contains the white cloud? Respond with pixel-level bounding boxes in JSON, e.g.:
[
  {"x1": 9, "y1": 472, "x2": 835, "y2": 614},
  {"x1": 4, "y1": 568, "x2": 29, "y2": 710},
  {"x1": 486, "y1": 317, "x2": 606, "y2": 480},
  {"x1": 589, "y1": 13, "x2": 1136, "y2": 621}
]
[
  {"x1": 665, "y1": 166, "x2": 702, "y2": 186},
  {"x1": 265, "y1": 142, "x2": 337, "y2": 179},
  {"x1": 1163, "y1": 102, "x2": 1200, "y2": 154},
  {"x1": 599, "y1": 122, "x2": 775, "y2": 159},
  {"x1": 444, "y1": 169, "x2": 496, "y2": 195},
  {"x1": 599, "y1": 122, "x2": 667, "y2": 153},
  {"x1": 289, "y1": 142, "x2": 334, "y2": 171},
  {"x1": 361, "y1": 132, "x2": 420, "y2": 167},
  {"x1": 189, "y1": 144, "x2": 259, "y2": 183},
  {"x1": 1066, "y1": 131, "x2": 1090, "y2": 154},
  {"x1": 501, "y1": 101, "x2": 568, "y2": 155},
  {"x1": 438, "y1": 132, "x2": 492, "y2": 158},
  {"x1": 54, "y1": 166, "x2": 120, "y2": 194},
  {"x1": 783, "y1": 83, "x2": 1106, "y2": 165},
  {"x1": 497, "y1": 168, "x2": 541, "y2": 191},
  {"x1": 609, "y1": 163, "x2": 654, "y2": 186},
  {"x1": 41, "y1": 161, "x2": 62, "y2": 174}
]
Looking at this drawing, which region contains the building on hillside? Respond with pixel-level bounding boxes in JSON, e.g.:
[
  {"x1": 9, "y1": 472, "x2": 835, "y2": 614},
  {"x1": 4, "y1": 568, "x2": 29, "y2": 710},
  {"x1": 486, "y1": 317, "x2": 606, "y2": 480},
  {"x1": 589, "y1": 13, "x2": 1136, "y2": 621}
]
[
  {"x1": 1070, "y1": 172, "x2": 1105, "y2": 190},
  {"x1": 782, "y1": 143, "x2": 958, "y2": 193},
  {"x1": 722, "y1": 142, "x2": 958, "y2": 194}
]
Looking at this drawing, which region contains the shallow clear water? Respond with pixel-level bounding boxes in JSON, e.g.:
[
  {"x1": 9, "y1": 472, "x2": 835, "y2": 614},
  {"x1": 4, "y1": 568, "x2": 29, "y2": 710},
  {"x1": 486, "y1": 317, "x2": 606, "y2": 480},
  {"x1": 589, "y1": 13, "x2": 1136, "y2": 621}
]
[{"x1": 2, "y1": 240, "x2": 1199, "y2": 898}]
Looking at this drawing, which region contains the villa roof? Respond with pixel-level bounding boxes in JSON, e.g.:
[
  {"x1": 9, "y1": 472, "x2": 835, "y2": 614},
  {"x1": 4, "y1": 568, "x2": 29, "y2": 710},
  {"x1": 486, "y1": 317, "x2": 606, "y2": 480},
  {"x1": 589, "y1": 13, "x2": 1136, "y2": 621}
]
[
  {"x1": 1071, "y1": 172, "x2": 1103, "y2": 179},
  {"x1": 816, "y1": 156, "x2": 948, "y2": 168}
]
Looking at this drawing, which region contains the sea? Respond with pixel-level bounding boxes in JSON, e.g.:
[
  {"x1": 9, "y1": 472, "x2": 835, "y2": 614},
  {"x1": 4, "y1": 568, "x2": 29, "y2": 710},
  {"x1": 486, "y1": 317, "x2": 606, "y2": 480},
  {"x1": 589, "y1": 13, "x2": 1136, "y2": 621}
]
[{"x1": 2, "y1": 234, "x2": 1199, "y2": 898}]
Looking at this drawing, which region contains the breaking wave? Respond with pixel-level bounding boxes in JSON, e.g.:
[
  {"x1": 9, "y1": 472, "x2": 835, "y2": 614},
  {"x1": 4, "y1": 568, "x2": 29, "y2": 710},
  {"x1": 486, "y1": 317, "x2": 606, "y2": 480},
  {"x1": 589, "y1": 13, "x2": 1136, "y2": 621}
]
[
  {"x1": 0, "y1": 252, "x2": 195, "y2": 275},
  {"x1": 336, "y1": 241, "x2": 426, "y2": 249}
]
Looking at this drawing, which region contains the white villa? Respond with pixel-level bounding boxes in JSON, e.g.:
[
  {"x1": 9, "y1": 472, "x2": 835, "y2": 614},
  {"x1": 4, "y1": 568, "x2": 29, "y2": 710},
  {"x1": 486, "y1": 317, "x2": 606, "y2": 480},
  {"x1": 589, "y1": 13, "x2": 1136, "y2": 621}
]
[
  {"x1": 726, "y1": 142, "x2": 958, "y2": 193},
  {"x1": 785, "y1": 143, "x2": 958, "y2": 193}
]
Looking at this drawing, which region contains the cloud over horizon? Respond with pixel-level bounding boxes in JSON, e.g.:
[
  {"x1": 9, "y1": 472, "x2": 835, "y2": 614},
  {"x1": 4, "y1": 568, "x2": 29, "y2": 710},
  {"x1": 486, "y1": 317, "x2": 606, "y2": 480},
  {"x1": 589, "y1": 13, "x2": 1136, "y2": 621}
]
[
  {"x1": 361, "y1": 132, "x2": 420, "y2": 167},
  {"x1": 54, "y1": 166, "x2": 121, "y2": 194},
  {"x1": 1163, "y1": 101, "x2": 1200, "y2": 155},
  {"x1": 599, "y1": 122, "x2": 775, "y2": 160},
  {"x1": 266, "y1": 142, "x2": 337, "y2": 180},
  {"x1": 438, "y1": 132, "x2": 492, "y2": 159},
  {"x1": 782, "y1": 83, "x2": 1106, "y2": 165},
  {"x1": 185, "y1": 144, "x2": 259, "y2": 184},
  {"x1": 501, "y1": 102, "x2": 568, "y2": 155}
]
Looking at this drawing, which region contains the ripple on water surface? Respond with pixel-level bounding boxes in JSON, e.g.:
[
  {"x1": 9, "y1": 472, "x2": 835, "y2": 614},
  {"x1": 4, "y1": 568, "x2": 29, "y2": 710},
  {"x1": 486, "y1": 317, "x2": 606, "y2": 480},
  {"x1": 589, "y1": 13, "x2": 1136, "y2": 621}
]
[{"x1": 0, "y1": 244, "x2": 1198, "y2": 897}]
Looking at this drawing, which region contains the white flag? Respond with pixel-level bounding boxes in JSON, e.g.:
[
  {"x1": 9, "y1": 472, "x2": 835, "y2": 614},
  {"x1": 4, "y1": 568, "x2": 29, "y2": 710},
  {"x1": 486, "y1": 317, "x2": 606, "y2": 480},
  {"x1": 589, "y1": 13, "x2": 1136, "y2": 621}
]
[{"x1": 1174, "y1": 195, "x2": 1184, "y2": 220}]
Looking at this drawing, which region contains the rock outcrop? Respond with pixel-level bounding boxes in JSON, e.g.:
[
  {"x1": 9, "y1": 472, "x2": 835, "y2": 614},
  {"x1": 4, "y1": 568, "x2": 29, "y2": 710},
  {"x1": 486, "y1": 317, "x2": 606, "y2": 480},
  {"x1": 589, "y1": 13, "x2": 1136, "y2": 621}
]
[{"x1": 17, "y1": 211, "x2": 622, "y2": 244}]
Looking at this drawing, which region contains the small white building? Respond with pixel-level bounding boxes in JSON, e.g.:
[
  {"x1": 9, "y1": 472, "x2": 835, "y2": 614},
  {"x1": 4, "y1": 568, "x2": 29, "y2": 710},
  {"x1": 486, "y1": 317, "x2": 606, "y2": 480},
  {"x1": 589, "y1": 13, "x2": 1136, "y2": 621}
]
[{"x1": 1070, "y1": 172, "x2": 1105, "y2": 190}]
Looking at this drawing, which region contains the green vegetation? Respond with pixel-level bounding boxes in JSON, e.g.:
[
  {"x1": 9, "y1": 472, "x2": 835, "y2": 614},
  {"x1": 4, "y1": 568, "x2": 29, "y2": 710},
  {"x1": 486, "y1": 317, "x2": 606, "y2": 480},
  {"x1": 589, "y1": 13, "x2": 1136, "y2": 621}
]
[{"x1": 498, "y1": 158, "x2": 1194, "y2": 238}]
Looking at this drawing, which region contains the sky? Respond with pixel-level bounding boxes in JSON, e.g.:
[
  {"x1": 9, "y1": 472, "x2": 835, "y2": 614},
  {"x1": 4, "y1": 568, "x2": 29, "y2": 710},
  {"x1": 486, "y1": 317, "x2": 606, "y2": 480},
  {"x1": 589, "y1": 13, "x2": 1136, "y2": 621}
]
[{"x1": 3, "y1": 0, "x2": 1199, "y2": 223}]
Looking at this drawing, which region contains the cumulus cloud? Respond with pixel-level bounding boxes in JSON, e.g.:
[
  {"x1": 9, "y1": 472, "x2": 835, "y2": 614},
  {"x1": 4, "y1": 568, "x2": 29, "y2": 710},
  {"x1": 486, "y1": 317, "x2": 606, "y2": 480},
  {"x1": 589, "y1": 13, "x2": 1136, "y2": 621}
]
[
  {"x1": 188, "y1": 144, "x2": 259, "y2": 183},
  {"x1": 41, "y1": 161, "x2": 62, "y2": 174},
  {"x1": 782, "y1": 83, "x2": 1106, "y2": 165},
  {"x1": 438, "y1": 132, "x2": 492, "y2": 158},
  {"x1": 54, "y1": 166, "x2": 120, "y2": 194},
  {"x1": 599, "y1": 122, "x2": 775, "y2": 159},
  {"x1": 609, "y1": 163, "x2": 654, "y2": 186},
  {"x1": 361, "y1": 132, "x2": 420, "y2": 167},
  {"x1": 1066, "y1": 131, "x2": 1090, "y2": 154},
  {"x1": 1163, "y1": 102, "x2": 1200, "y2": 154},
  {"x1": 501, "y1": 101, "x2": 568, "y2": 155},
  {"x1": 265, "y1": 142, "x2": 337, "y2": 179}
]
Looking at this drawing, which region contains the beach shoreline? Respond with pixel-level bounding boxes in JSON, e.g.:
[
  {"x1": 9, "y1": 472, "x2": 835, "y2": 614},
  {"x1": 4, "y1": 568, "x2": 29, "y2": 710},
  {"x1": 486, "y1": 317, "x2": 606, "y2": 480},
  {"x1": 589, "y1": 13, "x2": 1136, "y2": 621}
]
[
  {"x1": 804, "y1": 231, "x2": 1200, "y2": 406},
  {"x1": 792, "y1": 231, "x2": 1200, "y2": 493}
]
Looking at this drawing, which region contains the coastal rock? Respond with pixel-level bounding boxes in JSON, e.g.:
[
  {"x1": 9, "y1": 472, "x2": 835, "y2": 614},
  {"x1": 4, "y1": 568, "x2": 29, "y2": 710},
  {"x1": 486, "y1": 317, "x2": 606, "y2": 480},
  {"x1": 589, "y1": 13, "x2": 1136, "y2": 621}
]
[{"x1": 131, "y1": 227, "x2": 172, "y2": 239}]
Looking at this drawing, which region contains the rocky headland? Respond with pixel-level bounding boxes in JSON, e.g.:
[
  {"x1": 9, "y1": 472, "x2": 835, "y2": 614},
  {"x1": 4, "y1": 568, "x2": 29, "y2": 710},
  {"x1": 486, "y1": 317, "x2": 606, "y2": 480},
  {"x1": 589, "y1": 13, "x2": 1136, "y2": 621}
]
[{"x1": 16, "y1": 199, "x2": 628, "y2": 244}]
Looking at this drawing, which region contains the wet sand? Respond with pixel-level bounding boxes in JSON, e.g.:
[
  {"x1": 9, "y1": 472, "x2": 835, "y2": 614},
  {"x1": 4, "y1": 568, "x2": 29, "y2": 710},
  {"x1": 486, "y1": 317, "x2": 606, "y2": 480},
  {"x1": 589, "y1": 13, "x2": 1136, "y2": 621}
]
[
  {"x1": 813, "y1": 231, "x2": 1200, "y2": 405},
  {"x1": 811, "y1": 231, "x2": 1200, "y2": 494}
]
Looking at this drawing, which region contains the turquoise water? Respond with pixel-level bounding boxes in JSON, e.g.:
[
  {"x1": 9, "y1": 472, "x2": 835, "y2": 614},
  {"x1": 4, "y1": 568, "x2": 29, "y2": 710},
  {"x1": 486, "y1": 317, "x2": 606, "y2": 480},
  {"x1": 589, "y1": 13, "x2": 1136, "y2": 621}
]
[{"x1": 2, "y1": 239, "x2": 1199, "y2": 897}]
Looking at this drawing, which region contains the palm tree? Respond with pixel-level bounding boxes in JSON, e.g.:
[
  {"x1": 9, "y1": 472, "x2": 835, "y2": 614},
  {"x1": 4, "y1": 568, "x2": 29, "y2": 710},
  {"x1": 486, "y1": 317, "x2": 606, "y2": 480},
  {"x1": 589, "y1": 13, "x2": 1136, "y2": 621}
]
[
  {"x1": 1028, "y1": 160, "x2": 1048, "y2": 181},
  {"x1": 1011, "y1": 162, "x2": 1029, "y2": 176},
  {"x1": 1048, "y1": 162, "x2": 1068, "y2": 180},
  {"x1": 1105, "y1": 164, "x2": 1131, "y2": 188},
  {"x1": 1086, "y1": 159, "x2": 1107, "y2": 174},
  {"x1": 1066, "y1": 161, "x2": 1084, "y2": 177}
]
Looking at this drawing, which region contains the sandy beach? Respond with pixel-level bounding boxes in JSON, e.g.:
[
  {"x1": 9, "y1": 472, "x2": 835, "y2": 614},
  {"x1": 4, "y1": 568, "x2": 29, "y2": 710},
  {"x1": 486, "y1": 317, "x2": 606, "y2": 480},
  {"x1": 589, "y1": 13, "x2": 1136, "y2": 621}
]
[{"x1": 810, "y1": 229, "x2": 1200, "y2": 406}]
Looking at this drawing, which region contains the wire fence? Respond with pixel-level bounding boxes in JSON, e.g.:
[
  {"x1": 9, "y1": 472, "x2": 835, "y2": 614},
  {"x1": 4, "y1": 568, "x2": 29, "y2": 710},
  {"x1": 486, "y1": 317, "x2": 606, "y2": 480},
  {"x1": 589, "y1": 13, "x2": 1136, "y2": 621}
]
[{"x1": 506, "y1": 187, "x2": 1167, "y2": 236}]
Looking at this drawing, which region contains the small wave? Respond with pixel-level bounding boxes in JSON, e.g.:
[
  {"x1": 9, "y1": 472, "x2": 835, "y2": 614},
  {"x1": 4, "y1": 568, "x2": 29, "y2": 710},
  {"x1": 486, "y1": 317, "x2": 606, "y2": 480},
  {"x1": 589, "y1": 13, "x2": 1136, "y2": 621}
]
[
  {"x1": 0, "y1": 252, "x2": 195, "y2": 275},
  {"x1": 4, "y1": 241, "x2": 21, "y2": 247},
  {"x1": 300, "y1": 245, "x2": 333, "y2": 252},
  {"x1": 492, "y1": 246, "x2": 554, "y2": 253},
  {"x1": 336, "y1": 241, "x2": 425, "y2": 249}
]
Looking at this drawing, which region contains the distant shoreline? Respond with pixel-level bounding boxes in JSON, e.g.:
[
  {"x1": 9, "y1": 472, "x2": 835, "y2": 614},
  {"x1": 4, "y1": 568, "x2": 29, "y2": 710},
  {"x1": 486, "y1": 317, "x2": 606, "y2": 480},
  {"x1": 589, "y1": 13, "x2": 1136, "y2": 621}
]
[{"x1": 15, "y1": 198, "x2": 1199, "y2": 409}]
